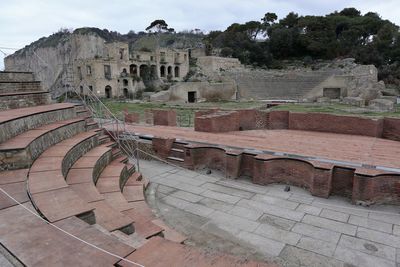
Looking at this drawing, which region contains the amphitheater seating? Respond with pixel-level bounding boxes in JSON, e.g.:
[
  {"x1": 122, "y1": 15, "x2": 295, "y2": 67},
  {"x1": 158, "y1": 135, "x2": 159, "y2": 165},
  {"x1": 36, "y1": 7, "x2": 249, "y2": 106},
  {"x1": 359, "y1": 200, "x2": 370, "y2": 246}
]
[
  {"x1": 227, "y1": 70, "x2": 333, "y2": 100},
  {"x1": 0, "y1": 71, "x2": 51, "y2": 110},
  {"x1": 0, "y1": 71, "x2": 271, "y2": 266}
]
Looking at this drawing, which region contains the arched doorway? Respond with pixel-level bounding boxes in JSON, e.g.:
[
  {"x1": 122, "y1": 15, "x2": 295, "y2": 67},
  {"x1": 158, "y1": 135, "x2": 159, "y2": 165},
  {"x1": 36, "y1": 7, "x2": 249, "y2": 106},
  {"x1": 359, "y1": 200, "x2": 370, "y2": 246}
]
[
  {"x1": 174, "y1": 66, "x2": 180, "y2": 78},
  {"x1": 105, "y1": 85, "x2": 112, "y2": 98},
  {"x1": 123, "y1": 88, "x2": 128, "y2": 98},
  {"x1": 139, "y1": 65, "x2": 149, "y2": 79},
  {"x1": 129, "y1": 64, "x2": 137, "y2": 76},
  {"x1": 167, "y1": 66, "x2": 172, "y2": 76},
  {"x1": 160, "y1": 65, "x2": 166, "y2": 77}
]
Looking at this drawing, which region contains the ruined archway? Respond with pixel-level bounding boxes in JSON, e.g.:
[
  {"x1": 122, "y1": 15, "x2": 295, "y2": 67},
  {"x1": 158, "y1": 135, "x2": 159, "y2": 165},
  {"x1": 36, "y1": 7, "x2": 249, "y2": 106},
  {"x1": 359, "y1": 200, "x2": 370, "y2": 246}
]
[
  {"x1": 160, "y1": 65, "x2": 166, "y2": 77},
  {"x1": 105, "y1": 85, "x2": 112, "y2": 98},
  {"x1": 129, "y1": 64, "x2": 138, "y2": 76}
]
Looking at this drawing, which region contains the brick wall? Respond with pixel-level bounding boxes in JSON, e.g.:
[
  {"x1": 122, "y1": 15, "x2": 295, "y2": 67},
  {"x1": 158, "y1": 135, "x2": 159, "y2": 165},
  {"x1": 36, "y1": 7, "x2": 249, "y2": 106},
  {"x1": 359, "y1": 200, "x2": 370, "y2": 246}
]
[
  {"x1": 268, "y1": 111, "x2": 289, "y2": 129},
  {"x1": 152, "y1": 109, "x2": 177, "y2": 126},
  {"x1": 195, "y1": 111, "x2": 239, "y2": 132},
  {"x1": 177, "y1": 143, "x2": 400, "y2": 205},
  {"x1": 382, "y1": 118, "x2": 400, "y2": 141},
  {"x1": 288, "y1": 113, "x2": 383, "y2": 137}
]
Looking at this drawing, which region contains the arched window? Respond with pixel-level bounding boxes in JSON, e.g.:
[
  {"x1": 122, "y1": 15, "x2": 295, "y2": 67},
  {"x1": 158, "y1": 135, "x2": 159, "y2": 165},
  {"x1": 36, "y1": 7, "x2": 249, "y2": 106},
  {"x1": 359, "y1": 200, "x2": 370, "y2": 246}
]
[
  {"x1": 174, "y1": 66, "x2": 180, "y2": 78},
  {"x1": 123, "y1": 79, "x2": 128, "y2": 86}
]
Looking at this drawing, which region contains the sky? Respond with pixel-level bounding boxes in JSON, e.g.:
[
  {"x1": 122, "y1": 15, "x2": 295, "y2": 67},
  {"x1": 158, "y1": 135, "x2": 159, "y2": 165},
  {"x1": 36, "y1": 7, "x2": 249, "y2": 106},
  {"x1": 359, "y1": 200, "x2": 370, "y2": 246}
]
[{"x1": 1, "y1": 0, "x2": 399, "y2": 70}]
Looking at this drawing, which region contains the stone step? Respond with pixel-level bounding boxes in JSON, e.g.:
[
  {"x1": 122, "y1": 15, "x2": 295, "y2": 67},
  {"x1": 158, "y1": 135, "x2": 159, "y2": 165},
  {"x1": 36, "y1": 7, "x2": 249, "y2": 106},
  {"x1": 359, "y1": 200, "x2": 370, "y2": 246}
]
[
  {"x1": 0, "y1": 117, "x2": 86, "y2": 169},
  {"x1": 0, "y1": 203, "x2": 128, "y2": 266},
  {"x1": 167, "y1": 156, "x2": 184, "y2": 162},
  {"x1": 170, "y1": 148, "x2": 184, "y2": 158},
  {"x1": 0, "y1": 102, "x2": 77, "y2": 143}
]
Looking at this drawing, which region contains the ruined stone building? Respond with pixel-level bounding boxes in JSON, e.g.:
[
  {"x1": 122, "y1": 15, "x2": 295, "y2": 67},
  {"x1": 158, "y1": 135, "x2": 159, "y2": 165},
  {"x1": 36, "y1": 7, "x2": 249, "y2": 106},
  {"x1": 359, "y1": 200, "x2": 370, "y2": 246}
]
[
  {"x1": 4, "y1": 30, "x2": 189, "y2": 98},
  {"x1": 74, "y1": 42, "x2": 189, "y2": 98}
]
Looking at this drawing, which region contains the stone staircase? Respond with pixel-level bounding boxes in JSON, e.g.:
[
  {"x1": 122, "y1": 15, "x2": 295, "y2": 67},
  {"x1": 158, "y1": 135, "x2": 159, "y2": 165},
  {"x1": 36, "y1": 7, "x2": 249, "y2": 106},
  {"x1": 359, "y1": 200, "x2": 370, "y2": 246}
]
[
  {"x1": 227, "y1": 70, "x2": 333, "y2": 100},
  {"x1": 0, "y1": 71, "x2": 51, "y2": 110},
  {"x1": 167, "y1": 141, "x2": 187, "y2": 164},
  {"x1": 0, "y1": 72, "x2": 272, "y2": 266}
]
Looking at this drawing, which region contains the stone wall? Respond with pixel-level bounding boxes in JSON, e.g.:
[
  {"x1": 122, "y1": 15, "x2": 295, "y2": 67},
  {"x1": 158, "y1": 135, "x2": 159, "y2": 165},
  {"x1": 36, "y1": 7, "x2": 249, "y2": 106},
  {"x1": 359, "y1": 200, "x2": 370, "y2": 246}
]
[
  {"x1": 151, "y1": 81, "x2": 236, "y2": 102},
  {"x1": 0, "y1": 71, "x2": 35, "y2": 82},
  {"x1": 196, "y1": 56, "x2": 241, "y2": 76}
]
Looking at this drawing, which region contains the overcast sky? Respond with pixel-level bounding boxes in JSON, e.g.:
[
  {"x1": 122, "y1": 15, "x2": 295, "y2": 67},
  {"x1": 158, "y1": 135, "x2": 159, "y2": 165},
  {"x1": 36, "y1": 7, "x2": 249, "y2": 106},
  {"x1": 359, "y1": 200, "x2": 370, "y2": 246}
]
[{"x1": 1, "y1": 0, "x2": 399, "y2": 70}]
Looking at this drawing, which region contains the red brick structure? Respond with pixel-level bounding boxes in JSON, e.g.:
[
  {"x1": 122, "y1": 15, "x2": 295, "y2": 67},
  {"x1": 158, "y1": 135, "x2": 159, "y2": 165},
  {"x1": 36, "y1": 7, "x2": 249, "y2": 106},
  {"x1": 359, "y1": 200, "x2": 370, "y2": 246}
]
[
  {"x1": 152, "y1": 137, "x2": 176, "y2": 159},
  {"x1": 124, "y1": 111, "x2": 140, "y2": 123},
  {"x1": 151, "y1": 109, "x2": 177, "y2": 126},
  {"x1": 195, "y1": 111, "x2": 239, "y2": 132},
  {"x1": 176, "y1": 143, "x2": 400, "y2": 205}
]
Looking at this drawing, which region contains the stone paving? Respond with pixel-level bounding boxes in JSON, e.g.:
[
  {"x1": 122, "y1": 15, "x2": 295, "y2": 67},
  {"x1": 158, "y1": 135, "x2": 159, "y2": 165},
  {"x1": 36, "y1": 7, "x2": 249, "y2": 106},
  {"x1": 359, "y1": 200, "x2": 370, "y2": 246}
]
[{"x1": 141, "y1": 159, "x2": 400, "y2": 267}]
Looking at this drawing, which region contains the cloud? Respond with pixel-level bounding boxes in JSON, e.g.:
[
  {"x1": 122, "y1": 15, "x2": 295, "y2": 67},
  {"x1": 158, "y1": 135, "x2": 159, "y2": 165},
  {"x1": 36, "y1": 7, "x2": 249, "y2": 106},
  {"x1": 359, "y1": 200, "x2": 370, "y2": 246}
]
[{"x1": 1, "y1": 0, "x2": 399, "y2": 70}]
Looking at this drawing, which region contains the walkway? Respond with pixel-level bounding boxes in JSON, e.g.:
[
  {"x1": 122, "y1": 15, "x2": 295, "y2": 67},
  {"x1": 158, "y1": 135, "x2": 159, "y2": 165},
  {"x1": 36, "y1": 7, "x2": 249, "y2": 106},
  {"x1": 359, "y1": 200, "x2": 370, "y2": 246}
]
[
  {"x1": 128, "y1": 125, "x2": 400, "y2": 170},
  {"x1": 141, "y1": 159, "x2": 400, "y2": 267}
]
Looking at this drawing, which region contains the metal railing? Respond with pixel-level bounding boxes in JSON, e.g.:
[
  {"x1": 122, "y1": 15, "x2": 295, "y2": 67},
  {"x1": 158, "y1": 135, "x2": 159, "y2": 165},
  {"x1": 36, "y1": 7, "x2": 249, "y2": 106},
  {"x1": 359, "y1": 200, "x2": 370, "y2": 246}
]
[{"x1": 75, "y1": 85, "x2": 141, "y2": 171}]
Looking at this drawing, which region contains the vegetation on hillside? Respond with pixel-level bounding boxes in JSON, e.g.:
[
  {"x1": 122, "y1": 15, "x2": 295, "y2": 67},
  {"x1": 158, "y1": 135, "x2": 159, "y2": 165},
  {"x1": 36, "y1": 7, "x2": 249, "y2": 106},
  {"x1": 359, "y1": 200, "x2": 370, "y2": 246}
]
[{"x1": 205, "y1": 8, "x2": 400, "y2": 85}]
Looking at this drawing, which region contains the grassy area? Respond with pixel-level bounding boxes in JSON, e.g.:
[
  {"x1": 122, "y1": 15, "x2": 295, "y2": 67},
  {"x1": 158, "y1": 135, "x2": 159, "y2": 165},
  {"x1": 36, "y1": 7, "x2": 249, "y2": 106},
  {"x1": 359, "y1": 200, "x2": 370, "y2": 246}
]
[
  {"x1": 104, "y1": 100, "x2": 400, "y2": 127},
  {"x1": 270, "y1": 103, "x2": 400, "y2": 118}
]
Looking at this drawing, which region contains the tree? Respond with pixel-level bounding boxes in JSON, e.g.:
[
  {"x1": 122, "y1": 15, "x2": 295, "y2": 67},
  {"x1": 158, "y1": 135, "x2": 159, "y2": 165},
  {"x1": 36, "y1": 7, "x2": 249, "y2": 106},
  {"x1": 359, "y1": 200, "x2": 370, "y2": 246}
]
[{"x1": 146, "y1": 20, "x2": 169, "y2": 33}]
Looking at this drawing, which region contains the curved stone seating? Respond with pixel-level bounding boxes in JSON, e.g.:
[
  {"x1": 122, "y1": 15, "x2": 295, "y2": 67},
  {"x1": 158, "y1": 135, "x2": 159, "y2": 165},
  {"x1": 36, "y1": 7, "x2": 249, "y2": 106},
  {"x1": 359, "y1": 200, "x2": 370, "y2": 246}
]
[
  {"x1": 119, "y1": 236, "x2": 272, "y2": 267},
  {"x1": 67, "y1": 143, "x2": 135, "y2": 234},
  {"x1": 0, "y1": 169, "x2": 136, "y2": 266},
  {"x1": 28, "y1": 130, "x2": 102, "y2": 223},
  {"x1": 0, "y1": 117, "x2": 86, "y2": 169},
  {"x1": 0, "y1": 103, "x2": 79, "y2": 143}
]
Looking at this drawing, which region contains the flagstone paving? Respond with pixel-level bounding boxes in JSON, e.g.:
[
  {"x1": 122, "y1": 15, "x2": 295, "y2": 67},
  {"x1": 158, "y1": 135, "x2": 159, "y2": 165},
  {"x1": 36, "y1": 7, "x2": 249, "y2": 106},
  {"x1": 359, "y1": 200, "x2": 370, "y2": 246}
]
[{"x1": 141, "y1": 159, "x2": 400, "y2": 267}]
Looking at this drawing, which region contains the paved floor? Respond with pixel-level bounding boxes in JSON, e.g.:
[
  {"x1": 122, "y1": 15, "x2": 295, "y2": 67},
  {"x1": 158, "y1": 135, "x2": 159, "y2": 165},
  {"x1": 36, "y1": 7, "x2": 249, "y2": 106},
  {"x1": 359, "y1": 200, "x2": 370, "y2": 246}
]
[
  {"x1": 140, "y1": 159, "x2": 400, "y2": 267},
  {"x1": 128, "y1": 125, "x2": 400, "y2": 169}
]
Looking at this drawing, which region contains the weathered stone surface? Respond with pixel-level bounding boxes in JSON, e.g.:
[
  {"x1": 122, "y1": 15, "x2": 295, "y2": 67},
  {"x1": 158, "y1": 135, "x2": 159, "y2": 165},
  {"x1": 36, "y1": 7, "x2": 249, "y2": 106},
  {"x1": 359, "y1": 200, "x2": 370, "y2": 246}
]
[
  {"x1": 296, "y1": 236, "x2": 336, "y2": 257},
  {"x1": 292, "y1": 222, "x2": 341, "y2": 243},
  {"x1": 338, "y1": 235, "x2": 396, "y2": 261},
  {"x1": 302, "y1": 215, "x2": 357, "y2": 235},
  {"x1": 349, "y1": 215, "x2": 392, "y2": 234},
  {"x1": 320, "y1": 209, "x2": 349, "y2": 222},
  {"x1": 255, "y1": 223, "x2": 301, "y2": 245},
  {"x1": 334, "y1": 246, "x2": 395, "y2": 267},
  {"x1": 369, "y1": 98, "x2": 394, "y2": 111},
  {"x1": 237, "y1": 231, "x2": 285, "y2": 257},
  {"x1": 296, "y1": 204, "x2": 322, "y2": 216},
  {"x1": 357, "y1": 227, "x2": 400, "y2": 248}
]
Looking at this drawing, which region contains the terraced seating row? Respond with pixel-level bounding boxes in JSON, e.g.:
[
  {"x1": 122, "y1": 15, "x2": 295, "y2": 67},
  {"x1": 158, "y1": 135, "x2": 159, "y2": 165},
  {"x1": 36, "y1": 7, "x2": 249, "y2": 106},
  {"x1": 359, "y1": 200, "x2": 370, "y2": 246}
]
[
  {"x1": 0, "y1": 72, "x2": 52, "y2": 109},
  {"x1": 0, "y1": 169, "x2": 136, "y2": 266}
]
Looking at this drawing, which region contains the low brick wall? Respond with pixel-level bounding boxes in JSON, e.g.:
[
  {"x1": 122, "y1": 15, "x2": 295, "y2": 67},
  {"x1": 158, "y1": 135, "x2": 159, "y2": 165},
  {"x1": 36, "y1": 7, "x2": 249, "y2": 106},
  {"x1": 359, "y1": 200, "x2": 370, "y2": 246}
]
[
  {"x1": 124, "y1": 112, "x2": 140, "y2": 124},
  {"x1": 179, "y1": 143, "x2": 400, "y2": 205},
  {"x1": 288, "y1": 112, "x2": 383, "y2": 137},
  {"x1": 382, "y1": 118, "x2": 400, "y2": 141},
  {"x1": 268, "y1": 111, "x2": 289, "y2": 129},
  {"x1": 195, "y1": 111, "x2": 239, "y2": 132},
  {"x1": 152, "y1": 109, "x2": 177, "y2": 126}
]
